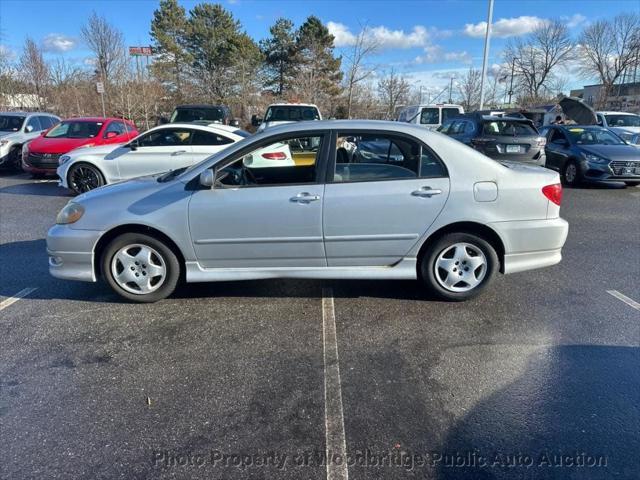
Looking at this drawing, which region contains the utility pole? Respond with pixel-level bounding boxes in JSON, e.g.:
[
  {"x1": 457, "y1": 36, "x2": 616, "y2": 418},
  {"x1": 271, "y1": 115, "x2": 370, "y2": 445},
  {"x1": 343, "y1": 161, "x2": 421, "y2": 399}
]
[
  {"x1": 508, "y1": 57, "x2": 516, "y2": 106},
  {"x1": 479, "y1": 0, "x2": 494, "y2": 110},
  {"x1": 448, "y1": 76, "x2": 454, "y2": 103}
]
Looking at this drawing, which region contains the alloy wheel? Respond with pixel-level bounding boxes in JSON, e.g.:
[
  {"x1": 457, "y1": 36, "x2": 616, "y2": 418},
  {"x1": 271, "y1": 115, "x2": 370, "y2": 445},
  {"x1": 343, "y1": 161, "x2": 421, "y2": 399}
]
[
  {"x1": 110, "y1": 244, "x2": 167, "y2": 295},
  {"x1": 70, "y1": 165, "x2": 102, "y2": 193},
  {"x1": 434, "y1": 242, "x2": 487, "y2": 293}
]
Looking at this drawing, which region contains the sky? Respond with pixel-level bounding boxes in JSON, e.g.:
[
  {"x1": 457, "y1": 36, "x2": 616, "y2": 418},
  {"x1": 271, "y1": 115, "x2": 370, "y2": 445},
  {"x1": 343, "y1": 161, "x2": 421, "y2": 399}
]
[{"x1": 1, "y1": 0, "x2": 639, "y2": 99}]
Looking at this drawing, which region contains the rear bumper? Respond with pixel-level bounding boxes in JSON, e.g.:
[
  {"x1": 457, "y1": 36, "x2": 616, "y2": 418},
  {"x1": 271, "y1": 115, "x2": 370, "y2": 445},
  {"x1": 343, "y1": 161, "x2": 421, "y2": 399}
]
[
  {"x1": 489, "y1": 217, "x2": 569, "y2": 274},
  {"x1": 47, "y1": 225, "x2": 102, "y2": 282}
]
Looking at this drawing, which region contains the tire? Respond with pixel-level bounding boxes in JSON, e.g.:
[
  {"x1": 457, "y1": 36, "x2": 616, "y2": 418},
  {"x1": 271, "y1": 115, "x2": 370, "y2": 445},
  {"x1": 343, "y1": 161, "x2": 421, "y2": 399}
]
[
  {"x1": 562, "y1": 159, "x2": 582, "y2": 187},
  {"x1": 101, "y1": 233, "x2": 180, "y2": 303},
  {"x1": 624, "y1": 181, "x2": 640, "y2": 187},
  {"x1": 8, "y1": 146, "x2": 22, "y2": 171},
  {"x1": 420, "y1": 232, "x2": 499, "y2": 301},
  {"x1": 68, "y1": 162, "x2": 105, "y2": 194}
]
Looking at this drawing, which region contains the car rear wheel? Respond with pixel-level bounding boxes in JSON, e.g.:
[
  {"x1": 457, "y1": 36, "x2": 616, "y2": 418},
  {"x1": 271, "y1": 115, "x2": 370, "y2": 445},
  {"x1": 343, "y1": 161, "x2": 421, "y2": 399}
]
[
  {"x1": 8, "y1": 146, "x2": 22, "y2": 171},
  {"x1": 420, "y1": 233, "x2": 498, "y2": 301},
  {"x1": 68, "y1": 163, "x2": 104, "y2": 194},
  {"x1": 102, "y1": 233, "x2": 180, "y2": 303},
  {"x1": 562, "y1": 159, "x2": 582, "y2": 187}
]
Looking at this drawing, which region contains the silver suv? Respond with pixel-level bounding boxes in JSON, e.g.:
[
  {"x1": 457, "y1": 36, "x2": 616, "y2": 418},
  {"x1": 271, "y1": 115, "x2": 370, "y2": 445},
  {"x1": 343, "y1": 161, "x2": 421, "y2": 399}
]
[{"x1": 0, "y1": 112, "x2": 60, "y2": 169}]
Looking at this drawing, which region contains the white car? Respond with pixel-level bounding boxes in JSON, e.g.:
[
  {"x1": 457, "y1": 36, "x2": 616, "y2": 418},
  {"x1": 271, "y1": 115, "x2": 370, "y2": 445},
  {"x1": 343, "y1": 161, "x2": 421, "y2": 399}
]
[
  {"x1": 596, "y1": 111, "x2": 640, "y2": 143},
  {"x1": 57, "y1": 123, "x2": 249, "y2": 194},
  {"x1": 254, "y1": 103, "x2": 321, "y2": 133},
  {"x1": 0, "y1": 112, "x2": 60, "y2": 169}
]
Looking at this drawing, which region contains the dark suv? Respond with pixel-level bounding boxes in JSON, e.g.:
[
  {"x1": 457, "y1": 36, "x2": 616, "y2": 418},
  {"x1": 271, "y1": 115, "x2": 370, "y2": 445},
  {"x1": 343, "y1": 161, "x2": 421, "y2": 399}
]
[
  {"x1": 166, "y1": 104, "x2": 234, "y2": 125},
  {"x1": 438, "y1": 114, "x2": 546, "y2": 165}
]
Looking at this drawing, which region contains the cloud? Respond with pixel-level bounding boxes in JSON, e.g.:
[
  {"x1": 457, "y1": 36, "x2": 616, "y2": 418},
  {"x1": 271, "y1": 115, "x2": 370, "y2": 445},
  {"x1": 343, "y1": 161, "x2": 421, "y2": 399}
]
[
  {"x1": 563, "y1": 13, "x2": 587, "y2": 29},
  {"x1": 328, "y1": 22, "x2": 431, "y2": 49},
  {"x1": 464, "y1": 16, "x2": 545, "y2": 38},
  {"x1": 414, "y1": 45, "x2": 472, "y2": 65},
  {"x1": 0, "y1": 44, "x2": 16, "y2": 61},
  {"x1": 42, "y1": 33, "x2": 77, "y2": 52}
]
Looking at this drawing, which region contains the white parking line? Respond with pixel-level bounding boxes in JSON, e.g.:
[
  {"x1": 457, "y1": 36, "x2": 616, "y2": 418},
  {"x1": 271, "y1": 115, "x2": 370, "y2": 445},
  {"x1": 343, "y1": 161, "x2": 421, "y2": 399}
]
[
  {"x1": 607, "y1": 290, "x2": 640, "y2": 312},
  {"x1": 0, "y1": 287, "x2": 38, "y2": 312},
  {"x1": 322, "y1": 287, "x2": 348, "y2": 480}
]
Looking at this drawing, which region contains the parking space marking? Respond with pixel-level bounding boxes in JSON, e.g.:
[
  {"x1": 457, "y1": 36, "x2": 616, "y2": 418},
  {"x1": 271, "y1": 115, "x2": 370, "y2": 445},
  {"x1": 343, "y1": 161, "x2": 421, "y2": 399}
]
[
  {"x1": 322, "y1": 287, "x2": 348, "y2": 480},
  {"x1": 0, "y1": 287, "x2": 38, "y2": 312},
  {"x1": 607, "y1": 290, "x2": 640, "y2": 312}
]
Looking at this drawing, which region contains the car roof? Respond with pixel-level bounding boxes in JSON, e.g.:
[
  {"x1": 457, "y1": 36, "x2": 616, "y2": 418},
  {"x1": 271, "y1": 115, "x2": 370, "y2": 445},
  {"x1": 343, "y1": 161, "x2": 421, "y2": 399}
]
[
  {"x1": 175, "y1": 104, "x2": 228, "y2": 109},
  {"x1": 152, "y1": 122, "x2": 243, "y2": 136},
  {"x1": 0, "y1": 111, "x2": 57, "y2": 117},
  {"x1": 267, "y1": 103, "x2": 319, "y2": 108},
  {"x1": 597, "y1": 111, "x2": 638, "y2": 116},
  {"x1": 254, "y1": 119, "x2": 442, "y2": 137},
  {"x1": 59, "y1": 117, "x2": 124, "y2": 122}
]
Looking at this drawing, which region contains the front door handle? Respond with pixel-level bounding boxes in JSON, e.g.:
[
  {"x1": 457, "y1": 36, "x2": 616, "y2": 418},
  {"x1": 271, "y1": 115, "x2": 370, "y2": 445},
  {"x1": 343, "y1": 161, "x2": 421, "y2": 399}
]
[
  {"x1": 412, "y1": 186, "x2": 442, "y2": 198},
  {"x1": 171, "y1": 150, "x2": 187, "y2": 156},
  {"x1": 290, "y1": 192, "x2": 321, "y2": 204}
]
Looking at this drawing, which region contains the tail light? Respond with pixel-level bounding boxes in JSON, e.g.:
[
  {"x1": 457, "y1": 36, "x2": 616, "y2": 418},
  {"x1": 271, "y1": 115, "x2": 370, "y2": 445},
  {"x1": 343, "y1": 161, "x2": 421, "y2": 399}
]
[
  {"x1": 261, "y1": 151, "x2": 287, "y2": 160},
  {"x1": 536, "y1": 137, "x2": 547, "y2": 146},
  {"x1": 542, "y1": 183, "x2": 562, "y2": 206}
]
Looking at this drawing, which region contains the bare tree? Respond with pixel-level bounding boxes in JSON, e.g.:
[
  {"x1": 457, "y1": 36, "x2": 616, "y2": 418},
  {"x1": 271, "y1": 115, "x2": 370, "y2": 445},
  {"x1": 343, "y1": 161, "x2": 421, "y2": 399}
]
[
  {"x1": 457, "y1": 67, "x2": 481, "y2": 111},
  {"x1": 19, "y1": 38, "x2": 49, "y2": 109},
  {"x1": 579, "y1": 13, "x2": 640, "y2": 108},
  {"x1": 343, "y1": 24, "x2": 379, "y2": 118},
  {"x1": 505, "y1": 20, "x2": 573, "y2": 105},
  {"x1": 377, "y1": 69, "x2": 411, "y2": 119}
]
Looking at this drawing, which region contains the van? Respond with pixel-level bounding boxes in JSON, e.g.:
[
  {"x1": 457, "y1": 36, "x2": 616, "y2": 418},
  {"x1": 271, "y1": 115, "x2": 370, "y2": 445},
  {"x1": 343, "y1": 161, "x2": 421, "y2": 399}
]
[{"x1": 397, "y1": 104, "x2": 464, "y2": 130}]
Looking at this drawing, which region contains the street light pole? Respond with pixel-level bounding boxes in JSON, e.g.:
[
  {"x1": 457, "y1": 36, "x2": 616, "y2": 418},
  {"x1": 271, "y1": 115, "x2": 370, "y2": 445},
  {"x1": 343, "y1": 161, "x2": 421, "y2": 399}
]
[
  {"x1": 479, "y1": 0, "x2": 494, "y2": 110},
  {"x1": 448, "y1": 76, "x2": 454, "y2": 103},
  {"x1": 508, "y1": 57, "x2": 516, "y2": 106}
]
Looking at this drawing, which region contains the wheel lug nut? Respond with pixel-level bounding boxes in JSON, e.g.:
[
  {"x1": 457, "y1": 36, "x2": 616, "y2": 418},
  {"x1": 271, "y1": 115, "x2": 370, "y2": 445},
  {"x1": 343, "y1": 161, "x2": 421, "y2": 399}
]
[
  {"x1": 135, "y1": 273, "x2": 139, "y2": 277},
  {"x1": 130, "y1": 266, "x2": 135, "y2": 270}
]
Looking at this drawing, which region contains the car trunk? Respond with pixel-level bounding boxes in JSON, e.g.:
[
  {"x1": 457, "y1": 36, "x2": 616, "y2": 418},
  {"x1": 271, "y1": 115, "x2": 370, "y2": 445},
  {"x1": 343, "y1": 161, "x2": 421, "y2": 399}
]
[
  {"x1": 473, "y1": 120, "x2": 544, "y2": 163},
  {"x1": 559, "y1": 96, "x2": 597, "y2": 125}
]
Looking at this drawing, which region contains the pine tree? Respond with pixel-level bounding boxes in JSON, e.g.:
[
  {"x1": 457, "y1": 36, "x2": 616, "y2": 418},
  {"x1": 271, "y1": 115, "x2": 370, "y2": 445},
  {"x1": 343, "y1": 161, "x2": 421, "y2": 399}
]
[{"x1": 260, "y1": 18, "x2": 298, "y2": 96}]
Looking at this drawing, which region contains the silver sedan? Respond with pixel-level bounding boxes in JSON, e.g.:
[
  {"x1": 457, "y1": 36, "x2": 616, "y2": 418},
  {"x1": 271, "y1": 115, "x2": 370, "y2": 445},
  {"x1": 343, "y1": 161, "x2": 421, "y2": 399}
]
[{"x1": 47, "y1": 120, "x2": 569, "y2": 302}]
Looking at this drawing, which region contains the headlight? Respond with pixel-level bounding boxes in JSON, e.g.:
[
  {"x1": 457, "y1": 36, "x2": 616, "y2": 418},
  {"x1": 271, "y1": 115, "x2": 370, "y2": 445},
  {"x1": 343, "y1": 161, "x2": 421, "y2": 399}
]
[
  {"x1": 56, "y1": 203, "x2": 85, "y2": 225},
  {"x1": 618, "y1": 132, "x2": 633, "y2": 142},
  {"x1": 583, "y1": 153, "x2": 609, "y2": 164},
  {"x1": 59, "y1": 155, "x2": 71, "y2": 165}
]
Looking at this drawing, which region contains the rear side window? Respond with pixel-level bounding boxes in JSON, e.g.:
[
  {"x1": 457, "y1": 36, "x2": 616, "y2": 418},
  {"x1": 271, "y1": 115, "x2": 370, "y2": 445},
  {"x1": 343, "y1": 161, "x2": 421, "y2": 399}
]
[
  {"x1": 191, "y1": 130, "x2": 234, "y2": 146},
  {"x1": 37, "y1": 116, "x2": 54, "y2": 129},
  {"x1": 442, "y1": 108, "x2": 461, "y2": 123},
  {"x1": 420, "y1": 108, "x2": 439, "y2": 125},
  {"x1": 104, "y1": 121, "x2": 127, "y2": 136},
  {"x1": 482, "y1": 121, "x2": 537, "y2": 136},
  {"x1": 25, "y1": 116, "x2": 41, "y2": 132},
  {"x1": 333, "y1": 132, "x2": 446, "y2": 182}
]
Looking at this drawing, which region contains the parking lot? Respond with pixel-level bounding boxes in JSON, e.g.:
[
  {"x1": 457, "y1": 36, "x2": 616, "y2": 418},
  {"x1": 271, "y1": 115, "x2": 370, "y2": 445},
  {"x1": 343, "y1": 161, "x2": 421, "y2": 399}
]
[{"x1": 0, "y1": 171, "x2": 638, "y2": 479}]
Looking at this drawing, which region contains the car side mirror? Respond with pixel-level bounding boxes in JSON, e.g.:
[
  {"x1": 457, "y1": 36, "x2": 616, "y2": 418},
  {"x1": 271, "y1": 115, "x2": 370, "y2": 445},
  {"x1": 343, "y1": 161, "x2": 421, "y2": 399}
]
[
  {"x1": 128, "y1": 140, "x2": 138, "y2": 151},
  {"x1": 199, "y1": 169, "x2": 214, "y2": 188},
  {"x1": 105, "y1": 131, "x2": 118, "y2": 139},
  {"x1": 25, "y1": 125, "x2": 34, "y2": 133},
  {"x1": 251, "y1": 115, "x2": 262, "y2": 127}
]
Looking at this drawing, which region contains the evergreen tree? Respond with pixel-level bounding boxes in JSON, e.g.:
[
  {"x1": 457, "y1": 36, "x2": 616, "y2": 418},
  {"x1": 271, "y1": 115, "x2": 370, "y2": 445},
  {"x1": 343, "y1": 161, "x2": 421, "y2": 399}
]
[
  {"x1": 150, "y1": 0, "x2": 190, "y2": 100},
  {"x1": 260, "y1": 18, "x2": 298, "y2": 96}
]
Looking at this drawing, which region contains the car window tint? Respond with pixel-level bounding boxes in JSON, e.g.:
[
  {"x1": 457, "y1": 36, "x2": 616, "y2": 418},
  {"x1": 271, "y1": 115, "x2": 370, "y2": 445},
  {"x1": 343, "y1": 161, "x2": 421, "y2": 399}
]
[
  {"x1": 216, "y1": 135, "x2": 323, "y2": 187},
  {"x1": 191, "y1": 130, "x2": 234, "y2": 146},
  {"x1": 138, "y1": 129, "x2": 193, "y2": 147},
  {"x1": 37, "y1": 116, "x2": 52, "y2": 130},
  {"x1": 482, "y1": 121, "x2": 537, "y2": 136},
  {"x1": 438, "y1": 121, "x2": 454, "y2": 134},
  {"x1": 334, "y1": 132, "x2": 445, "y2": 182},
  {"x1": 105, "y1": 121, "x2": 126, "y2": 136},
  {"x1": 464, "y1": 121, "x2": 475, "y2": 134},
  {"x1": 26, "y1": 116, "x2": 41, "y2": 132},
  {"x1": 420, "y1": 108, "x2": 439, "y2": 125},
  {"x1": 442, "y1": 108, "x2": 461, "y2": 123},
  {"x1": 549, "y1": 129, "x2": 567, "y2": 143}
]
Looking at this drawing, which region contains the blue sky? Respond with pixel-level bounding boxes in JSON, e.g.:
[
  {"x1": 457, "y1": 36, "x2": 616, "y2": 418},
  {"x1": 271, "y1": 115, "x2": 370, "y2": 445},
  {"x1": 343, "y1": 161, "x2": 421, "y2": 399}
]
[{"x1": 1, "y1": 0, "x2": 638, "y2": 95}]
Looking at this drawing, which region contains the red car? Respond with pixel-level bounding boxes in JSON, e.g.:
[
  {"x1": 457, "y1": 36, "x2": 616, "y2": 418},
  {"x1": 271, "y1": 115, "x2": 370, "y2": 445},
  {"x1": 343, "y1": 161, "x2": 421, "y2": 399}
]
[{"x1": 23, "y1": 117, "x2": 138, "y2": 175}]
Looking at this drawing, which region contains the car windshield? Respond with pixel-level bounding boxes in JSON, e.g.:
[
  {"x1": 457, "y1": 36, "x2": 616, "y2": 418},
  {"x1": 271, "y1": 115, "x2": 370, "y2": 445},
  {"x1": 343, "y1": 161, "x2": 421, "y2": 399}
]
[
  {"x1": 170, "y1": 107, "x2": 225, "y2": 123},
  {"x1": 45, "y1": 121, "x2": 102, "y2": 138},
  {"x1": 604, "y1": 114, "x2": 640, "y2": 128},
  {"x1": 264, "y1": 106, "x2": 320, "y2": 122},
  {"x1": 0, "y1": 115, "x2": 25, "y2": 132},
  {"x1": 565, "y1": 127, "x2": 626, "y2": 145},
  {"x1": 482, "y1": 121, "x2": 537, "y2": 136}
]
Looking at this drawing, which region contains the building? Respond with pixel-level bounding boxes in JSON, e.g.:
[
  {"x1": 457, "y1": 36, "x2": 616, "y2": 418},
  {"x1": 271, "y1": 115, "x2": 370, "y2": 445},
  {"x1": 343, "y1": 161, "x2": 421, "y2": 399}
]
[{"x1": 578, "y1": 82, "x2": 640, "y2": 113}]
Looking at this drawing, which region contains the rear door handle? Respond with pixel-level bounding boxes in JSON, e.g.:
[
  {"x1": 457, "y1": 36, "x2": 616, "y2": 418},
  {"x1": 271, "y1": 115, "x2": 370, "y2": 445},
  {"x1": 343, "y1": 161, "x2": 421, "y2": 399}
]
[
  {"x1": 171, "y1": 150, "x2": 187, "y2": 156},
  {"x1": 290, "y1": 192, "x2": 320, "y2": 204},
  {"x1": 411, "y1": 186, "x2": 442, "y2": 198}
]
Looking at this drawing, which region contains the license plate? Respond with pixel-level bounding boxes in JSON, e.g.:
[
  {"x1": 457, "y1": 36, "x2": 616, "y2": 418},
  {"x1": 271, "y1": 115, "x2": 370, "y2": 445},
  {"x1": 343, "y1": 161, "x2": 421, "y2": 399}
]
[{"x1": 506, "y1": 145, "x2": 521, "y2": 153}]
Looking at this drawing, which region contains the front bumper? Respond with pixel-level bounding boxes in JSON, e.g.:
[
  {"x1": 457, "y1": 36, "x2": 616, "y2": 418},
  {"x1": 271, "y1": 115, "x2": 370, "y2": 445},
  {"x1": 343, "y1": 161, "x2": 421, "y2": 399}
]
[
  {"x1": 489, "y1": 217, "x2": 569, "y2": 274},
  {"x1": 582, "y1": 159, "x2": 640, "y2": 182},
  {"x1": 47, "y1": 225, "x2": 103, "y2": 282}
]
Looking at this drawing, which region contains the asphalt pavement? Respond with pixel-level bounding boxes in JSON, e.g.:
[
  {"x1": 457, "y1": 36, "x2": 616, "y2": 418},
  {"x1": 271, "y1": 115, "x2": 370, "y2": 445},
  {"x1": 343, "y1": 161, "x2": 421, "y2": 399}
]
[{"x1": 0, "y1": 171, "x2": 639, "y2": 480}]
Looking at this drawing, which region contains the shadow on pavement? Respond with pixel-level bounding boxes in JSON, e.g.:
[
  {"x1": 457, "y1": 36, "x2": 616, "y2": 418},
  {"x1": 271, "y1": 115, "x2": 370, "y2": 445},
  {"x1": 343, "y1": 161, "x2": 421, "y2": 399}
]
[
  {"x1": 436, "y1": 345, "x2": 639, "y2": 480},
  {"x1": 0, "y1": 181, "x2": 72, "y2": 197}
]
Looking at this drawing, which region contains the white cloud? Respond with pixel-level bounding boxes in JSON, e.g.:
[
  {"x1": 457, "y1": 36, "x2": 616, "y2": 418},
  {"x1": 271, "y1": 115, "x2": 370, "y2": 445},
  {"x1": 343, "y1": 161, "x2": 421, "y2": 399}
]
[
  {"x1": 464, "y1": 16, "x2": 545, "y2": 38},
  {"x1": 328, "y1": 22, "x2": 430, "y2": 49},
  {"x1": 42, "y1": 33, "x2": 77, "y2": 52},
  {"x1": 0, "y1": 44, "x2": 16, "y2": 61},
  {"x1": 563, "y1": 13, "x2": 587, "y2": 29},
  {"x1": 414, "y1": 45, "x2": 472, "y2": 65}
]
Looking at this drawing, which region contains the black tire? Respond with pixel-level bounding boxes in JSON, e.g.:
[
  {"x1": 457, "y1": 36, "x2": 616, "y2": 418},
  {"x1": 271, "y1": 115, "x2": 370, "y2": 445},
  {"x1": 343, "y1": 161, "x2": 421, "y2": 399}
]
[
  {"x1": 420, "y1": 232, "x2": 499, "y2": 301},
  {"x1": 8, "y1": 146, "x2": 22, "y2": 171},
  {"x1": 68, "y1": 162, "x2": 105, "y2": 194},
  {"x1": 624, "y1": 181, "x2": 640, "y2": 187},
  {"x1": 101, "y1": 233, "x2": 180, "y2": 303},
  {"x1": 562, "y1": 159, "x2": 582, "y2": 187}
]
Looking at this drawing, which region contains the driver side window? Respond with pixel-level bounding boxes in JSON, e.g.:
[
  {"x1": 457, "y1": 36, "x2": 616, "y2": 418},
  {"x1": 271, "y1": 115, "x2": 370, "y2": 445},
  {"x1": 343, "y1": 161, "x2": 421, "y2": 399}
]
[
  {"x1": 137, "y1": 128, "x2": 193, "y2": 147},
  {"x1": 216, "y1": 134, "x2": 324, "y2": 187}
]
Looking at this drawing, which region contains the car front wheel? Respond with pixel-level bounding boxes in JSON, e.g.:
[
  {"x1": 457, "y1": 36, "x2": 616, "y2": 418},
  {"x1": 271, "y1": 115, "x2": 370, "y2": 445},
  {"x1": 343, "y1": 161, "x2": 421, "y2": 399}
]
[
  {"x1": 562, "y1": 159, "x2": 582, "y2": 187},
  {"x1": 102, "y1": 233, "x2": 180, "y2": 303},
  {"x1": 68, "y1": 163, "x2": 105, "y2": 194},
  {"x1": 420, "y1": 233, "x2": 499, "y2": 301}
]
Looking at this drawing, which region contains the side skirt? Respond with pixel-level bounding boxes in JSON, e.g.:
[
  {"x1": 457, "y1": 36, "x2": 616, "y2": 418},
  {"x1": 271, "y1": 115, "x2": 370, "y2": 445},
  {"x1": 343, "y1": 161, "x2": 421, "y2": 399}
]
[{"x1": 185, "y1": 258, "x2": 418, "y2": 282}]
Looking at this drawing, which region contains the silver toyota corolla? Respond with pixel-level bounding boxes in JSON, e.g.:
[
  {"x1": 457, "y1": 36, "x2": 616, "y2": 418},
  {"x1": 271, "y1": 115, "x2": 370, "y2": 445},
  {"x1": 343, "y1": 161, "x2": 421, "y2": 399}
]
[{"x1": 47, "y1": 120, "x2": 569, "y2": 303}]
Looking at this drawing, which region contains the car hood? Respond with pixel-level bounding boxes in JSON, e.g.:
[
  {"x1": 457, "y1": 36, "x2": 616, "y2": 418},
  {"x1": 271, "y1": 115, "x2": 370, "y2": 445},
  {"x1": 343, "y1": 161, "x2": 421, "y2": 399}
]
[
  {"x1": 559, "y1": 96, "x2": 597, "y2": 125},
  {"x1": 609, "y1": 126, "x2": 640, "y2": 135},
  {"x1": 74, "y1": 174, "x2": 162, "y2": 203},
  {"x1": 0, "y1": 131, "x2": 18, "y2": 139},
  {"x1": 29, "y1": 136, "x2": 98, "y2": 154},
  {"x1": 68, "y1": 143, "x2": 122, "y2": 157},
  {"x1": 580, "y1": 144, "x2": 640, "y2": 160}
]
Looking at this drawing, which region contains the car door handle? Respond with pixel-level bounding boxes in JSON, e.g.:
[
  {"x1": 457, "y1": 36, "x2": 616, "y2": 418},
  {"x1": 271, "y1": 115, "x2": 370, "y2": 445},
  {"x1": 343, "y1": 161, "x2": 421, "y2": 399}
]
[
  {"x1": 171, "y1": 150, "x2": 187, "y2": 156},
  {"x1": 411, "y1": 186, "x2": 442, "y2": 198},
  {"x1": 290, "y1": 192, "x2": 320, "y2": 203}
]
